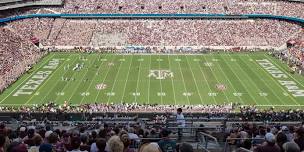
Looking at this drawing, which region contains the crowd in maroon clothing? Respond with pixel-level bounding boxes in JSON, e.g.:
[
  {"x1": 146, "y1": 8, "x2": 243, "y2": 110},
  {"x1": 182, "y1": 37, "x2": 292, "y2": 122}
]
[
  {"x1": 0, "y1": 27, "x2": 43, "y2": 93},
  {"x1": 40, "y1": 0, "x2": 303, "y2": 18}
]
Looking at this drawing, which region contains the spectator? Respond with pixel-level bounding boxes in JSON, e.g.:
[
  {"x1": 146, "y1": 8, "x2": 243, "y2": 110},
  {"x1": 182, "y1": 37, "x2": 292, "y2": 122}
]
[
  {"x1": 139, "y1": 142, "x2": 161, "y2": 152},
  {"x1": 39, "y1": 143, "x2": 53, "y2": 152},
  {"x1": 107, "y1": 135, "x2": 124, "y2": 152},
  {"x1": 158, "y1": 129, "x2": 176, "y2": 152},
  {"x1": 0, "y1": 134, "x2": 5, "y2": 152},
  {"x1": 282, "y1": 142, "x2": 300, "y2": 152},
  {"x1": 254, "y1": 133, "x2": 280, "y2": 152},
  {"x1": 276, "y1": 132, "x2": 288, "y2": 152},
  {"x1": 176, "y1": 108, "x2": 185, "y2": 141},
  {"x1": 119, "y1": 131, "x2": 135, "y2": 152},
  {"x1": 80, "y1": 135, "x2": 90, "y2": 152},
  {"x1": 281, "y1": 126, "x2": 293, "y2": 142},
  {"x1": 68, "y1": 136, "x2": 88, "y2": 152},
  {"x1": 95, "y1": 138, "x2": 106, "y2": 152},
  {"x1": 294, "y1": 127, "x2": 304, "y2": 151},
  {"x1": 178, "y1": 142, "x2": 193, "y2": 152}
]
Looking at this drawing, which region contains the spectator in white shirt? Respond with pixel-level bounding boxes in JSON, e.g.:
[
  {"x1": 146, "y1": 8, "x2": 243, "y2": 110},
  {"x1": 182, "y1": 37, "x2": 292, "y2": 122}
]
[{"x1": 176, "y1": 108, "x2": 185, "y2": 141}]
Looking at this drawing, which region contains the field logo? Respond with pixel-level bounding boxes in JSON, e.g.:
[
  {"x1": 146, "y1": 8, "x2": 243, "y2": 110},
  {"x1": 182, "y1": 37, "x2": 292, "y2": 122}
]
[
  {"x1": 96, "y1": 83, "x2": 107, "y2": 90},
  {"x1": 108, "y1": 62, "x2": 114, "y2": 66},
  {"x1": 216, "y1": 84, "x2": 227, "y2": 91},
  {"x1": 148, "y1": 70, "x2": 173, "y2": 80}
]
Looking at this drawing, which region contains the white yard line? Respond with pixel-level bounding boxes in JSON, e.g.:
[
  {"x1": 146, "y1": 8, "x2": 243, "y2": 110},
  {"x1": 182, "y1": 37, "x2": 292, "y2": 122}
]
[
  {"x1": 106, "y1": 55, "x2": 125, "y2": 104},
  {"x1": 201, "y1": 55, "x2": 228, "y2": 104},
  {"x1": 0, "y1": 54, "x2": 55, "y2": 104},
  {"x1": 79, "y1": 54, "x2": 108, "y2": 104},
  {"x1": 66, "y1": 55, "x2": 98, "y2": 102},
  {"x1": 246, "y1": 54, "x2": 299, "y2": 105},
  {"x1": 45, "y1": 54, "x2": 81, "y2": 103},
  {"x1": 222, "y1": 57, "x2": 258, "y2": 104},
  {"x1": 134, "y1": 55, "x2": 142, "y2": 103},
  {"x1": 194, "y1": 56, "x2": 217, "y2": 104},
  {"x1": 120, "y1": 56, "x2": 134, "y2": 104},
  {"x1": 94, "y1": 55, "x2": 117, "y2": 103},
  {"x1": 167, "y1": 55, "x2": 177, "y2": 105},
  {"x1": 25, "y1": 54, "x2": 72, "y2": 105},
  {"x1": 226, "y1": 54, "x2": 272, "y2": 105},
  {"x1": 158, "y1": 55, "x2": 163, "y2": 105},
  {"x1": 176, "y1": 56, "x2": 191, "y2": 105},
  {"x1": 185, "y1": 56, "x2": 203, "y2": 104},
  {"x1": 148, "y1": 56, "x2": 152, "y2": 104},
  {"x1": 216, "y1": 56, "x2": 244, "y2": 104}
]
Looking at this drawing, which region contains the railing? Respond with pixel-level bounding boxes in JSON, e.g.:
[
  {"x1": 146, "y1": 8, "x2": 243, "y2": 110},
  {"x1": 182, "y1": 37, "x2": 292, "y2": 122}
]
[
  {"x1": 223, "y1": 137, "x2": 264, "y2": 152},
  {"x1": 197, "y1": 132, "x2": 220, "y2": 151}
]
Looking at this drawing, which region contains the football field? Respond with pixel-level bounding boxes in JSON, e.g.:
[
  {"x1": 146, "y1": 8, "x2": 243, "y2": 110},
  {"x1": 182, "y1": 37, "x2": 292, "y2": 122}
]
[{"x1": 1, "y1": 52, "x2": 304, "y2": 108}]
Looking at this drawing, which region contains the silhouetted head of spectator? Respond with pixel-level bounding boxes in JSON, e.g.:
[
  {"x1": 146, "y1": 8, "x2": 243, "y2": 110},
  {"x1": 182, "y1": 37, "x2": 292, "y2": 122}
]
[
  {"x1": 160, "y1": 129, "x2": 171, "y2": 138},
  {"x1": 98, "y1": 129, "x2": 107, "y2": 138},
  {"x1": 178, "y1": 142, "x2": 193, "y2": 152},
  {"x1": 177, "y1": 108, "x2": 182, "y2": 114},
  {"x1": 54, "y1": 129, "x2": 61, "y2": 137},
  {"x1": 139, "y1": 142, "x2": 161, "y2": 152},
  {"x1": 27, "y1": 128, "x2": 35, "y2": 139},
  {"x1": 91, "y1": 130, "x2": 97, "y2": 139},
  {"x1": 108, "y1": 135, "x2": 124, "y2": 152},
  {"x1": 80, "y1": 135, "x2": 88, "y2": 144},
  {"x1": 47, "y1": 132, "x2": 58, "y2": 144},
  {"x1": 96, "y1": 138, "x2": 106, "y2": 152},
  {"x1": 276, "y1": 132, "x2": 288, "y2": 145},
  {"x1": 283, "y1": 142, "x2": 300, "y2": 152},
  {"x1": 70, "y1": 136, "x2": 81, "y2": 150},
  {"x1": 113, "y1": 127, "x2": 120, "y2": 135},
  {"x1": 39, "y1": 143, "x2": 53, "y2": 152},
  {"x1": 265, "y1": 133, "x2": 276, "y2": 146},
  {"x1": 7, "y1": 142, "x2": 27, "y2": 152},
  {"x1": 296, "y1": 127, "x2": 304, "y2": 139},
  {"x1": 33, "y1": 135, "x2": 42, "y2": 146},
  {"x1": 120, "y1": 131, "x2": 131, "y2": 148},
  {"x1": 0, "y1": 134, "x2": 6, "y2": 149},
  {"x1": 37, "y1": 129, "x2": 46, "y2": 139}
]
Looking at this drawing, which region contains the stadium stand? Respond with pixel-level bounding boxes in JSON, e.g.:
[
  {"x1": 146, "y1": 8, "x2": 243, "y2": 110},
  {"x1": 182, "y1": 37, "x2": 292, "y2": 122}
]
[
  {"x1": 0, "y1": 0, "x2": 303, "y2": 151},
  {"x1": 0, "y1": 0, "x2": 63, "y2": 11}
]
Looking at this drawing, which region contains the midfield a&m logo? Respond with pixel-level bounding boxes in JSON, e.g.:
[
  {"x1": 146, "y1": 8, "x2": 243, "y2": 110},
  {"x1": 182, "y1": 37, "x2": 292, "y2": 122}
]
[{"x1": 148, "y1": 70, "x2": 174, "y2": 80}]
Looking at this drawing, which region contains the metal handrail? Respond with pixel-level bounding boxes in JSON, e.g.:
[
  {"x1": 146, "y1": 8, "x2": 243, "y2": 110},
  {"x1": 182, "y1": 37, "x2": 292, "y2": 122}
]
[{"x1": 197, "y1": 132, "x2": 219, "y2": 150}]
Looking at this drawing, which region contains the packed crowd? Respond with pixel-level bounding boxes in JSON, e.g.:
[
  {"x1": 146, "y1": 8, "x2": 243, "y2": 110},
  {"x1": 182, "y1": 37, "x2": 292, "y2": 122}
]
[
  {"x1": 39, "y1": 0, "x2": 304, "y2": 18},
  {"x1": 278, "y1": 31, "x2": 304, "y2": 71},
  {"x1": 0, "y1": 27, "x2": 43, "y2": 93},
  {"x1": 0, "y1": 102, "x2": 234, "y2": 114},
  {"x1": 0, "y1": 109, "x2": 304, "y2": 152},
  {"x1": 226, "y1": 122, "x2": 304, "y2": 152},
  {"x1": 0, "y1": 108, "x2": 192, "y2": 152},
  {"x1": 0, "y1": 121, "x2": 194, "y2": 152},
  {"x1": 7, "y1": 19, "x2": 302, "y2": 48},
  {"x1": 237, "y1": 106, "x2": 304, "y2": 121},
  {"x1": 1, "y1": 102, "x2": 304, "y2": 122}
]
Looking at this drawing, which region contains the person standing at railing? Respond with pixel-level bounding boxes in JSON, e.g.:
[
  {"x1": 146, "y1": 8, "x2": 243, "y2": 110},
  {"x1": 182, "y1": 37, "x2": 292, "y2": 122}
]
[{"x1": 176, "y1": 108, "x2": 185, "y2": 141}]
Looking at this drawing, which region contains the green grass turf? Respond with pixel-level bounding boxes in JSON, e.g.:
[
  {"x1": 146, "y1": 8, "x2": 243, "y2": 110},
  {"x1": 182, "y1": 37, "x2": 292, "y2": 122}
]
[{"x1": 0, "y1": 52, "x2": 304, "y2": 107}]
